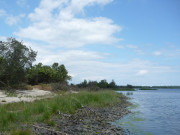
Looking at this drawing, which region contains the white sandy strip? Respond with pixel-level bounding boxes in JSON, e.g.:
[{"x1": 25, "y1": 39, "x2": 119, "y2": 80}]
[{"x1": 0, "y1": 89, "x2": 53, "y2": 104}]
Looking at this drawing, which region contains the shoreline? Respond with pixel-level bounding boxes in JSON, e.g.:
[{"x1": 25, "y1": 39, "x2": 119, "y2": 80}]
[
  {"x1": 0, "y1": 90, "x2": 131, "y2": 135},
  {"x1": 32, "y1": 96, "x2": 131, "y2": 135}
]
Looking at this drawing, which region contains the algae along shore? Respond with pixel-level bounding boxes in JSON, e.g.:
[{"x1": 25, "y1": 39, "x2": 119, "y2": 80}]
[{"x1": 0, "y1": 90, "x2": 131, "y2": 135}]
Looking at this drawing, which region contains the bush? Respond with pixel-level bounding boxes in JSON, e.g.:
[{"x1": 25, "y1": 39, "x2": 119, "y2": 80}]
[
  {"x1": 26, "y1": 63, "x2": 71, "y2": 85},
  {"x1": 51, "y1": 82, "x2": 69, "y2": 91}
]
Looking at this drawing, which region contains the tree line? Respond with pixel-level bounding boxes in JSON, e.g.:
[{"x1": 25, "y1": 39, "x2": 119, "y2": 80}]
[
  {"x1": 0, "y1": 38, "x2": 134, "y2": 91},
  {"x1": 76, "y1": 79, "x2": 133, "y2": 90},
  {"x1": 0, "y1": 38, "x2": 71, "y2": 89}
]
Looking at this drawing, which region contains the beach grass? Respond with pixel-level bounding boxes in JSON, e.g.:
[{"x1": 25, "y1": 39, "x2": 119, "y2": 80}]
[{"x1": 0, "y1": 90, "x2": 124, "y2": 133}]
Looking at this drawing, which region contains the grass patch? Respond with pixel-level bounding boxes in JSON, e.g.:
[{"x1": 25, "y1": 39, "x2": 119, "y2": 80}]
[
  {"x1": 10, "y1": 129, "x2": 31, "y2": 135},
  {"x1": 31, "y1": 84, "x2": 52, "y2": 91},
  {"x1": 0, "y1": 90, "x2": 124, "y2": 133}
]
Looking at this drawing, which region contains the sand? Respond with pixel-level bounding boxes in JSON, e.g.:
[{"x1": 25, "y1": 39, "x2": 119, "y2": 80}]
[{"x1": 0, "y1": 89, "x2": 53, "y2": 104}]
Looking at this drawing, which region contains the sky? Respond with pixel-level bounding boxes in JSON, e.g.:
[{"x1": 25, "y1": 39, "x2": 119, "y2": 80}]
[{"x1": 0, "y1": 0, "x2": 180, "y2": 86}]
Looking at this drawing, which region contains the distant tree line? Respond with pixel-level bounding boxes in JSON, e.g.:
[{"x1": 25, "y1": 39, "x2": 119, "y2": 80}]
[
  {"x1": 76, "y1": 79, "x2": 133, "y2": 90},
  {"x1": 134, "y1": 86, "x2": 180, "y2": 89},
  {"x1": 77, "y1": 79, "x2": 117, "y2": 89},
  {"x1": 0, "y1": 38, "x2": 136, "y2": 91},
  {"x1": 0, "y1": 38, "x2": 71, "y2": 89}
]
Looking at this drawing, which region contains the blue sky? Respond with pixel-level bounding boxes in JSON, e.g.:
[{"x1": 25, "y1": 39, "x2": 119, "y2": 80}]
[{"x1": 0, "y1": 0, "x2": 180, "y2": 85}]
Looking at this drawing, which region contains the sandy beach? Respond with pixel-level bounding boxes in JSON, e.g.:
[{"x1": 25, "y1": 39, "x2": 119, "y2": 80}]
[{"x1": 0, "y1": 89, "x2": 52, "y2": 104}]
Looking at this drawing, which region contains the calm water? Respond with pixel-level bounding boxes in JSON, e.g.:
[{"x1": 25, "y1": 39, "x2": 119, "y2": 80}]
[{"x1": 114, "y1": 89, "x2": 180, "y2": 135}]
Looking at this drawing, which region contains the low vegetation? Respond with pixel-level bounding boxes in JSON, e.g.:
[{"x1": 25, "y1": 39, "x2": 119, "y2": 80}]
[{"x1": 0, "y1": 90, "x2": 124, "y2": 133}]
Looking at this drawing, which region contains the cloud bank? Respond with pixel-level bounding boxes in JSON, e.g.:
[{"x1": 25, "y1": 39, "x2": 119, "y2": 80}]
[
  {"x1": 15, "y1": 0, "x2": 121, "y2": 48},
  {"x1": 7, "y1": 0, "x2": 178, "y2": 85}
]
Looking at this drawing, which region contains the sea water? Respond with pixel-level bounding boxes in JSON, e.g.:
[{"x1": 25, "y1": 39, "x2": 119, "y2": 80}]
[{"x1": 114, "y1": 89, "x2": 180, "y2": 135}]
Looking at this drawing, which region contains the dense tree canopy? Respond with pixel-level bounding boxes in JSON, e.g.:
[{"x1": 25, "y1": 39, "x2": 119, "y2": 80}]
[
  {"x1": 0, "y1": 38, "x2": 71, "y2": 89},
  {"x1": 0, "y1": 38, "x2": 37, "y2": 86},
  {"x1": 77, "y1": 79, "x2": 118, "y2": 89},
  {"x1": 76, "y1": 79, "x2": 134, "y2": 90},
  {"x1": 27, "y1": 63, "x2": 71, "y2": 85}
]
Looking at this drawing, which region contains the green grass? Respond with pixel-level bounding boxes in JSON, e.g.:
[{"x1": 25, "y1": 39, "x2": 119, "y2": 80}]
[
  {"x1": 0, "y1": 90, "x2": 124, "y2": 133},
  {"x1": 10, "y1": 129, "x2": 31, "y2": 135}
]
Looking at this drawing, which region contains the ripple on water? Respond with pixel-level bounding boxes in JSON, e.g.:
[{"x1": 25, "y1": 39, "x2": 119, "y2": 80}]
[{"x1": 114, "y1": 89, "x2": 180, "y2": 135}]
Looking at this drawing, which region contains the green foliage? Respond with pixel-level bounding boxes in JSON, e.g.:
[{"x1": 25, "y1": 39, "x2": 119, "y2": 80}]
[
  {"x1": 98, "y1": 79, "x2": 109, "y2": 88},
  {"x1": 0, "y1": 38, "x2": 37, "y2": 87},
  {"x1": 77, "y1": 80, "x2": 136, "y2": 91},
  {"x1": 26, "y1": 63, "x2": 71, "y2": 85},
  {"x1": 0, "y1": 38, "x2": 71, "y2": 88},
  {"x1": 109, "y1": 80, "x2": 116, "y2": 88},
  {"x1": 51, "y1": 82, "x2": 69, "y2": 91},
  {"x1": 77, "y1": 79, "x2": 118, "y2": 89}
]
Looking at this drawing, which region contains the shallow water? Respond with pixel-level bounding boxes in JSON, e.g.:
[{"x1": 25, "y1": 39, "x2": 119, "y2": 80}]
[{"x1": 114, "y1": 89, "x2": 180, "y2": 135}]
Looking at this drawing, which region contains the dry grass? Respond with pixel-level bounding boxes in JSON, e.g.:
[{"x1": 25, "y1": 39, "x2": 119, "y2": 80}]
[{"x1": 25, "y1": 84, "x2": 53, "y2": 91}]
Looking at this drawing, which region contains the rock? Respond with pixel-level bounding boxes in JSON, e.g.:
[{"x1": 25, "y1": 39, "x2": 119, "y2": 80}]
[{"x1": 32, "y1": 98, "x2": 131, "y2": 135}]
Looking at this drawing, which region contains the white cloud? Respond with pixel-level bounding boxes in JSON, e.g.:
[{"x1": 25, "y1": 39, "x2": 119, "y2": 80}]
[
  {"x1": 0, "y1": 36, "x2": 7, "y2": 41},
  {"x1": 116, "y1": 44, "x2": 145, "y2": 55},
  {"x1": 153, "y1": 51, "x2": 162, "y2": 56},
  {"x1": 16, "y1": 0, "x2": 28, "y2": 8},
  {"x1": 5, "y1": 14, "x2": 25, "y2": 26},
  {"x1": 136, "y1": 70, "x2": 148, "y2": 76},
  {"x1": 24, "y1": 41, "x2": 105, "y2": 64},
  {"x1": 127, "y1": 44, "x2": 137, "y2": 49},
  {"x1": 0, "y1": 9, "x2": 6, "y2": 17},
  {"x1": 6, "y1": 39, "x2": 174, "y2": 85},
  {"x1": 61, "y1": 0, "x2": 113, "y2": 16},
  {"x1": 25, "y1": 41, "x2": 173, "y2": 84},
  {"x1": 15, "y1": 0, "x2": 122, "y2": 48},
  {"x1": 135, "y1": 49, "x2": 145, "y2": 55},
  {"x1": 8, "y1": 0, "x2": 179, "y2": 85},
  {"x1": 116, "y1": 45, "x2": 125, "y2": 49}
]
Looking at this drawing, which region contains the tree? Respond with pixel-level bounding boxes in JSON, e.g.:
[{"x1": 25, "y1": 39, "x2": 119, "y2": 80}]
[
  {"x1": 26, "y1": 63, "x2": 71, "y2": 84},
  {"x1": 109, "y1": 80, "x2": 116, "y2": 88},
  {"x1": 0, "y1": 57, "x2": 7, "y2": 86},
  {"x1": 98, "y1": 79, "x2": 108, "y2": 88},
  {"x1": 52, "y1": 62, "x2": 59, "y2": 70},
  {"x1": 56, "y1": 64, "x2": 71, "y2": 82},
  {"x1": 127, "y1": 84, "x2": 133, "y2": 89},
  {"x1": 81, "y1": 80, "x2": 88, "y2": 87},
  {"x1": 0, "y1": 38, "x2": 37, "y2": 86}
]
